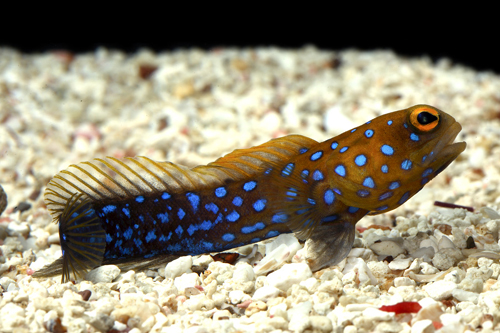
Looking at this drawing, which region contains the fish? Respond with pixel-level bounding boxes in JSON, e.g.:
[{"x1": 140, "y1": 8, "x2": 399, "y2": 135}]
[{"x1": 33, "y1": 104, "x2": 466, "y2": 282}]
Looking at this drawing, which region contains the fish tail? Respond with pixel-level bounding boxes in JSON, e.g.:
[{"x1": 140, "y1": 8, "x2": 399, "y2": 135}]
[{"x1": 34, "y1": 193, "x2": 106, "y2": 282}]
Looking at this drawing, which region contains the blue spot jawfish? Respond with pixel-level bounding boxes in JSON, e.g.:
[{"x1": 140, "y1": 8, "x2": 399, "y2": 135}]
[{"x1": 34, "y1": 105, "x2": 465, "y2": 282}]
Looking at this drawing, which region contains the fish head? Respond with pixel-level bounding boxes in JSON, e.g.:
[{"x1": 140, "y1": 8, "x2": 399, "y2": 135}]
[{"x1": 325, "y1": 104, "x2": 466, "y2": 213}]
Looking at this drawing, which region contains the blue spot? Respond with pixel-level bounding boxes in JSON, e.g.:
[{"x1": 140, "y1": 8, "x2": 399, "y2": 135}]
[
  {"x1": 266, "y1": 230, "x2": 279, "y2": 238},
  {"x1": 366, "y1": 121, "x2": 371, "y2": 124},
  {"x1": 362, "y1": 177, "x2": 375, "y2": 188},
  {"x1": 286, "y1": 188, "x2": 298, "y2": 197},
  {"x1": 281, "y1": 163, "x2": 295, "y2": 177},
  {"x1": 410, "y1": 133, "x2": 419, "y2": 141},
  {"x1": 299, "y1": 147, "x2": 309, "y2": 154},
  {"x1": 145, "y1": 230, "x2": 156, "y2": 242},
  {"x1": 401, "y1": 159, "x2": 413, "y2": 170},
  {"x1": 162, "y1": 192, "x2": 171, "y2": 200},
  {"x1": 138, "y1": 215, "x2": 144, "y2": 222},
  {"x1": 351, "y1": 128, "x2": 357, "y2": 133},
  {"x1": 167, "y1": 243, "x2": 182, "y2": 252},
  {"x1": 333, "y1": 188, "x2": 342, "y2": 195},
  {"x1": 301, "y1": 169, "x2": 309, "y2": 179},
  {"x1": 381, "y1": 164, "x2": 389, "y2": 173},
  {"x1": 355, "y1": 155, "x2": 367, "y2": 166},
  {"x1": 421, "y1": 178, "x2": 429, "y2": 185},
  {"x1": 422, "y1": 168, "x2": 433, "y2": 177},
  {"x1": 134, "y1": 224, "x2": 139, "y2": 229},
  {"x1": 321, "y1": 215, "x2": 338, "y2": 223},
  {"x1": 364, "y1": 129, "x2": 374, "y2": 138},
  {"x1": 307, "y1": 198, "x2": 316, "y2": 205},
  {"x1": 381, "y1": 144, "x2": 394, "y2": 156},
  {"x1": 122, "y1": 207, "x2": 130, "y2": 218},
  {"x1": 102, "y1": 205, "x2": 116, "y2": 214},
  {"x1": 226, "y1": 211, "x2": 240, "y2": 222},
  {"x1": 187, "y1": 224, "x2": 201, "y2": 236},
  {"x1": 335, "y1": 165, "x2": 346, "y2": 177},
  {"x1": 422, "y1": 155, "x2": 427, "y2": 163},
  {"x1": 215, "y1": 187, "x2": 227, "y2": 198},
  {"x1": 389, "y1": 181, "x2": 400, "y2": 189},
  {"x1": 324, "y1": 189, "x2": 334, "y2": 205},
  {"x1": 186, "y1": 193, "x2": 200, "y2": 212},
  {"x1": 243, "y1": 181, "x2": 257, "y2": 192},
  {"x1": 313, "y1": 170, "x2": 324, "y2": 181},
  {"x1": 310, "y1": 151, "x2": 323, "y2": 161},
  {"x1": 200, "y1": 241, "x2": 214, "y2": 252},
  {"x1": 159, "y1": 233, "x2": 170, "y2": 242},
  {"x1": 215, "y1": 213, "x2": 224, "y2": 224},
  {"x1": 340, "y1": 146, "x2": 349, "y2": 153},
  {"x1": 348, "y1": 206, "x2": 359, "y2": 213},
  {"x1": 134, "y1": 238, "x2": 143, "y2": 248},
  {"x1": 377, "y1": 205, "x2": 389, "y2": 211},
  {"x1": 404, "y1": 123, "x2": 408, "y2": 128},
  {"x1": 122, "y1": 247, "x2": 134, "y2": 255},
  {"x1": 200, "y1": 220, "x2": 212, "y2": 230},
  {"x1": 136, "y1": 196, "x2": 145, "y2": 203},
  {"x1": 123, "y1": 228, "x2": 133, "y2": 240},
  {"x1": 264, "y1": 168, "x2": 272, "y2": 175},
  {"x1": 232, "y1": 196, "x2": 243, "y2": 207},
  {"x1": 379, "y1": 192, "x2": 393, "y2": 201},
  {"x1": 430, "y1": 151, "x2": 434, "y2": 157},
  {"x1": 331, "y1": 142, "x2": 338, "y2": 150},
  {"x1": 387, "y1": 120, "x2": 393, "y2": 125},
  {"x1": 251, "y1": 238, "x2": 261, "y2": 243},
  {"x1": 177, "y1": 208, "x2": 185, "y2": 220},
  {"x1": 154, "y1": 199, "x2": 158, "y2": 203},
  {"x1": 241, "y1": 222, "x2": 266, "y2": 234},
  {"x1": 253, "y1": 199, "x2": 267, "y2": 212},
  {"x1": 398, "y1": 191, "x2": 411, "y2": 204},
  {"x1": 296, "y1": 208, "x2": 309, "y2": 215},
  {"x1": 157, "y1": 213, "x2": 169, "y2": 223},
  {"x1": 272, "y1": 213, "x2": 288, "y2": 223},
  {"x1": 106, "y1": 234, "x2": 112, "y2": 242},
  {"x1": 175, "y1": 225, "x2": 183, "y2": 237},
  {"x1": 222, "y1": 233, "x2": 235, "y2": 242},
  {"x1": 357, "y1": 190, "x2": 370, "y2": 197},
  {"x1": 205, "y1": 202, "x2": 219, "y2": 214}
]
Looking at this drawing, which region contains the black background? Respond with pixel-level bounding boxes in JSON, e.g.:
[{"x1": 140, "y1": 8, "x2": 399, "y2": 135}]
[{"x1": 1, "y1": 13, "x2": 495, "y2": 73}]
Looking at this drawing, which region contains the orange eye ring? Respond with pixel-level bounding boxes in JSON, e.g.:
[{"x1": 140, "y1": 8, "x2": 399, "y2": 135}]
[{"x1": 409, "y1": 106, "x2": 440, "y2": 133}]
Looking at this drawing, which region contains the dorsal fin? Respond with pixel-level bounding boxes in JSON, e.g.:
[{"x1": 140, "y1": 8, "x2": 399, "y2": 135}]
[
  {"x1": 193, "y1": 134, "x2": 318, "y2": 180},
  {"x1": 44, "y1": 134, "x2": 319, "y2": 221}
]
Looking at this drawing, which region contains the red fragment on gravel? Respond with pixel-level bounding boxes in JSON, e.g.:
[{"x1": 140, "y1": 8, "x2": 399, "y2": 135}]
[{"x1": 379, "y1": 302, "x2": 422, "y2": 314}]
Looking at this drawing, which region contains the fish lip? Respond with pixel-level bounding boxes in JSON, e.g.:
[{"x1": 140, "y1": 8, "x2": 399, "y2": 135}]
[{"x1": 422, "y1": 121, "x2": 466, "y2": 167}]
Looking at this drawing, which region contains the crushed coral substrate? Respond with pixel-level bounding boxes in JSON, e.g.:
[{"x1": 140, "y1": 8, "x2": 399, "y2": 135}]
[{"x1": 1, "y1": 46, "x2": 500, "y2": 332}]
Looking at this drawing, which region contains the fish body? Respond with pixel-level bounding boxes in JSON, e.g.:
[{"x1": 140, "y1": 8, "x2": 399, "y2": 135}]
[{"x1": 35, "y1": 105, "x2": 466, "y2": 282}]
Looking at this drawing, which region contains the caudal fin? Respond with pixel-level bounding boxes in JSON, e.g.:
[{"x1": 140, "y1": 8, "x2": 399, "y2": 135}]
[{"x1": 34, "y1": 193, "x2": 106, "y2": 282}]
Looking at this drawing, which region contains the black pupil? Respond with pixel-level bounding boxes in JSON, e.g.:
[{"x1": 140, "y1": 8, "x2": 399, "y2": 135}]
[{"x1": 417, "y1": 112, "x2": 438, "y2": 125}]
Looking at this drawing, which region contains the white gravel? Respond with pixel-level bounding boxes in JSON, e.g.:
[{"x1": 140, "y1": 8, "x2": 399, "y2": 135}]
[{"x1": 1, "y1": 46, "x2": 500, "y2": 332}]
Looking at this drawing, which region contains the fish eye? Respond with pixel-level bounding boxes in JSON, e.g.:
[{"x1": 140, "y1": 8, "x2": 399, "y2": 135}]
[
  {"x1": 409, "y1": 106, "x2": 440, "y2": 132},
  {"x1": 417, "y1": 111, "x2": 438, "y2": 125}
]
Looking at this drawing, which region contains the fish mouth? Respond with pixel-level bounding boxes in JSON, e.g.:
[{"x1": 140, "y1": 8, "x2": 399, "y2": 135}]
[{"x1": 422, "y1": 121, "x2": 466, "y2": 169}]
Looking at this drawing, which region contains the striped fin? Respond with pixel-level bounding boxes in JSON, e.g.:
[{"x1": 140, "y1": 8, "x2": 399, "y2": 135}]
[
  {"x1": 33, "y1": 193, "x2": 106, "y2": 282},
  {"x1": 44, "y1": 135, "x2": 318, "y2": 221},
  {"x1": 199, "y1": 134, "x2": 319, "y2": 179},
  {"x1": 303, "y1": 221, "x2": 355, "y2": 271}
]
